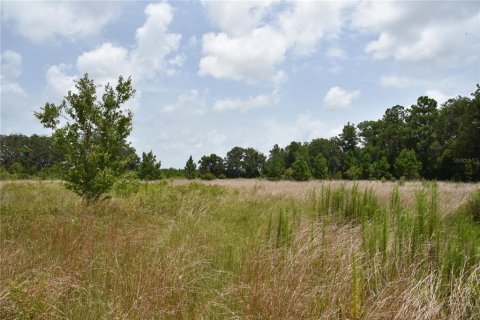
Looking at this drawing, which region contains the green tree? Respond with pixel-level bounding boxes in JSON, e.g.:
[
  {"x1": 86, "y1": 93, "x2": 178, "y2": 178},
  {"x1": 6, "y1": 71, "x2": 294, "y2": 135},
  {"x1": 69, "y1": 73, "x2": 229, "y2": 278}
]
[
  {"x1": 291, "y1": 159, "x2": 311, "y2": 181},
  {"x1": 371, "y1": 157, "x2": 390, "y2": 180},
  {"x1": 395, "y1": 149, "x2": 421, "y2": 179},
  {"x1": 138, "y1": 151, "x2": 161, "y2": 181},
  {"x1": 311, "y1": 154, "x2": 328, "y2": 179},
  {"x1": 339, "y1": 122, "x2": 359, "y2": 154},
  {"x1": 225, "y1": 146, "x2": 245, "y2": 178},
  {"x1": 198, "y1": 154, "x2": 224, "y2": 177},
  {"x1": 243, "y1": 148, "x2": 266, "y2": 178},
  {"x1": 406, "y1": 96, "x2": 438, "y2": 178},
  {"x1": 184, "y1": 155, "x2": 197, "y2": 179},
  {"x1": 265, "y1": 144, "x2": 285, "y2": 180},
  {"x1": 35, "y1": 73, "x2": 135, "y2": 202}
]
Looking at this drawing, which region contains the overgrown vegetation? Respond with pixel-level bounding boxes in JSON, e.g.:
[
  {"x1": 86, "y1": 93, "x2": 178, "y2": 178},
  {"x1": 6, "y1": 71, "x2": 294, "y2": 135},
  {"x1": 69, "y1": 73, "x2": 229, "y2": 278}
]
[{"x1": 1, "y1": 180, "x2": 479, "y2": 319}]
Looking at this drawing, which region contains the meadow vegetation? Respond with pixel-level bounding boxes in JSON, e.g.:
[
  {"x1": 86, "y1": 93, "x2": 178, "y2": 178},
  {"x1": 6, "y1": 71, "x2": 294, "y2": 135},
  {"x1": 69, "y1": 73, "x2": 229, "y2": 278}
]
[{"x1": 1, "y1": 179, "x2": 479, "y2": 319}]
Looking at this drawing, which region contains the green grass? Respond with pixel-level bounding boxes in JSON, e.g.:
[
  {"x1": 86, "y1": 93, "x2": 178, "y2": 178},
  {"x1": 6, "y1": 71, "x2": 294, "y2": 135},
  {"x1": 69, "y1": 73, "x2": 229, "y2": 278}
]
[{"x1": 1, "y1": 180, "x2": 479, "y2": 319}]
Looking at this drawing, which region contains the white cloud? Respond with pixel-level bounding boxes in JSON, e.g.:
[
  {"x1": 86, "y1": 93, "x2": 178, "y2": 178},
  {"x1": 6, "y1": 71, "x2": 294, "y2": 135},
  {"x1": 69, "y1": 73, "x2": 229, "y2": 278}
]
[
  {"x1": 351, "y1": 2, "x2": 479, "y2": 64},
  {"x1": 323, "y1": 86, "x2": 360, "y2": 110},
  {"x1": 202, "y1": 1, "x2": 275, "y2": 36},
  {"x1": 199, "y1": 1, "x2": 351, "y2": 85},
  {"x1": 45, "y1": 3, "x2": 181, "y2": 102},
  {"x1": 45, "y1": 64, "x2": 76, "y2": 99},
  {"x1": 380, "y1": 75, "x2": 410, "y2": 89},
  {"x1": 199, "y1": 27, "x2": 288, "y2": 84},
  {"x1": 213, "y1": 91, "x2": 279, "y2": 111},
  {"x1": 1, "y1": 50, "x2": 24, "y2": 95},
  {"x1": 76, "y1": 43, "x2": 133, "y2": 85},
  {"x1": 1, "y1": 2, "x2": 122, "y2": 43},
  {"x1": 162, "y1": 90, "x2": 206, "y2": 115},
  {"x1": 425, "y1": 89, "x2": 449, "y2": 104}
]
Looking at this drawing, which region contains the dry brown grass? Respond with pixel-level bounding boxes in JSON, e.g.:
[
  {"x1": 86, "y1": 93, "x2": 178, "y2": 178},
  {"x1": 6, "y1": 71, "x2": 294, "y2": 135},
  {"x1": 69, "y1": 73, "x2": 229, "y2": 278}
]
[
  {"x1": 1, "y1": 180, "x2": 479, "y2": 319},
  {"x1": 173, "y1": 179, "x2": 479, "y2": 213}
]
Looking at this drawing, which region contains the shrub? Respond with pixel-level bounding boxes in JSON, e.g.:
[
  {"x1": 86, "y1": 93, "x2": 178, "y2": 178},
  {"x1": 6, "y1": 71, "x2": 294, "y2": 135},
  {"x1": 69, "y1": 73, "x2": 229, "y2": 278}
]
[
  {"x1": 291, "y1": 159, "x2": 311, "y2": 181},
  {"x1": 201, "y1": 172, "x2": 216, "y2": 180}
]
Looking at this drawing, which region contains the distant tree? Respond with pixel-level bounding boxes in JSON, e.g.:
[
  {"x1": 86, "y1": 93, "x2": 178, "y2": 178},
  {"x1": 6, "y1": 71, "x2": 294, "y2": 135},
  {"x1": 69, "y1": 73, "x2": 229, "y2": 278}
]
[
  {"x1": 225, "y1": 146, "x2": 245, "y2": 178},
  {"x1": 284, "y1": 141, "x2": 305, "y2": 168},
  {"x1": 371, "y1": 157, "x2": 390, "y2": 180},
  {"x1": 339, "y1": 122, "x2": 359, "y2": 154},
  {"x1": 345, "y1": 165, "x2": 362, "y2": 180},
  {"x1": 311, "y1": 154, "x2": 328, "y2": 179},
  {"x1": 291, "y1": 159, "x2": 311, "y2": 181},
  {"x1": 35, "y1": 74, "x2": 135, "y2": 202},
  {"x1": 395, "y1": 149, "x2": 421, "y2": 179},
  {"x1": 184, "y1": 155, "x2": 197, "y2": 179},
  {"x1": 198, "y1": 154, "x2": 224, "y2": 177},
  {"x1": 138, "y1": 151, "x2": 161, "y2": 180},
  {"x1": 243, "y1": 148, "x2": 266, "y2": 178},
  {"x1": 265, "y1": 144, "x2": 285, "y2": 180},
  {"x1": 406, "y1": 96, "x2": 438, "y2": 178}
]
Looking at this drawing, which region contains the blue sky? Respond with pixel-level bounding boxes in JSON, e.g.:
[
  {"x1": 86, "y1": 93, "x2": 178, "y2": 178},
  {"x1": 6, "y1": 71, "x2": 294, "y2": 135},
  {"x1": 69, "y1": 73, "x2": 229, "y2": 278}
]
[{"x1": 1, "y1": 1, "x2": 479, "y2": 167}]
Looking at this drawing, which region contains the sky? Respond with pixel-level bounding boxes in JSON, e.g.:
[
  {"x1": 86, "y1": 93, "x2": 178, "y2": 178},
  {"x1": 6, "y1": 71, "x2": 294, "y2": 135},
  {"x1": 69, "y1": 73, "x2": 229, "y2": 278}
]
[{"x1": 1, "y1": 0, "x2": 479, "y2": 168}]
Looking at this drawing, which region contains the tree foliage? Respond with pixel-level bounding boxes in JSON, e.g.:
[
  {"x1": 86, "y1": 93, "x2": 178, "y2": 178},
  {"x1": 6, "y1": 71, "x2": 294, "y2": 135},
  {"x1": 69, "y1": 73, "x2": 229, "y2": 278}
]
[
  {"x1": 184, "y1": 155, "x2": 197, "y2": 179},
  {"x1": 35, "y1": 74, "x2": 135, "y2": 201},
  {"x1": 138, "y1": 151, "x2": 161, "y2": 181},
  {"x1": 291, "y1": 159, "x2": 311, "y2": 181}
]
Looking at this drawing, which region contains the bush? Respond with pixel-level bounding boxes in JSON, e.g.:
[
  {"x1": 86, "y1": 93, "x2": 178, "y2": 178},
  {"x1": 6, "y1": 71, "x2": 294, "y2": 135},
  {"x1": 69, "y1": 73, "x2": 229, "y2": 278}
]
[
  {"x1": 291, "y1": 159, "x2": 311, "y2": 181},
  {"x1": 113, "y1": 173, "x2": 140, "y2": 198},
  {"x1": 201, "y1": 172, "x2": 216, "y2": 180},
  {"x1": 283, "y1": 168, "x2": 294, "y2": 180}
]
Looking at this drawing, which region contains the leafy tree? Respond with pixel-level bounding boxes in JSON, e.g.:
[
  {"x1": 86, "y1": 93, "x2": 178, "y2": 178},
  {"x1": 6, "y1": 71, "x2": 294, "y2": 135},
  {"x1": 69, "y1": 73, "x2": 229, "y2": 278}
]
[
  {"x1": 284, "y1": 141, "x2": 305, "y2": 168},
  {"x1": 138, "y1": 151, "x2": 161, "y2": 180},
  {"x1": 243, "y1": 148, "x2": 266, "y2": 178},
  {"x1": 291, "y1": 159, "x2": 311, "y2": 181},
  {"x1": 346, "y1": 165, "x2": 362, "y2": 180},
  {"x1": 406, "y1": 96, "x2": 438, "y2": 178},
  {"x1": 395, "y1": 149, "x2": 421, "y2": 179},
  {"x1": 184, "y1": 155, "x2": 197, "y2": 179},
  {"x1": 35, "y1": 73, "x2": 135, "y2": 202},
  {"x1": 311, "y1": 154, "x2": 328, "y2": 179},
  {"x1": 225, "y1": 146, "x2": 245, "y2": 178},
  {"x1": 265, "y1": 144, "x2": 285, "y2": 180},
  {"x1": 198, "y1": 154, "x2": 224, "y2": 177},
  {"x1": 371, "y1": 157, "x2": 390, "y2": 180},
  {"x1": 339, "y1": 122, "x2": 359, "y2": 154}
]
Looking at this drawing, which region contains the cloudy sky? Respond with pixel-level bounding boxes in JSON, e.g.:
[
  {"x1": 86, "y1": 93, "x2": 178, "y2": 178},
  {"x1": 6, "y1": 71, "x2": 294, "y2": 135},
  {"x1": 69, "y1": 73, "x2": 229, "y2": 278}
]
[{"x1": 1, "y1": 1, "x2": 479, "y2": 167}]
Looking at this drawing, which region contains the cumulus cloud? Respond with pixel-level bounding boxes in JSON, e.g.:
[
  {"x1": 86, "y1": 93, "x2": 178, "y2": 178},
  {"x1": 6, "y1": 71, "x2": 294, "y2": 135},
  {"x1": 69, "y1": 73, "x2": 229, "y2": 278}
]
[
  {"x1": 199, "y1": 1, "x2": 350, "y2": 85},
  {"x1": 45, "y1": 64, "x2": 76, "y2": 98},
  {"x1": 380, "y1": 75, "x2": 410, "y2": 89},
  {"x1": 1, "y1": 2, "x2": 122, "y2": 43},
  {"x1": 323, "y1": 86, "x2": 360, "y2": 110},
  {"x1": 202, "y1": 0, "x2": 275, "y2": 36},
  {"x1": 213, "y1": 91, "x2": 279, "y2": 111},
  {"x1": 0, "y1": 50, "x2": 24, "y2": 95},
  {"x1": 45, "y1": 3, "x2": 181, "y2": 102},
  {"x1": 351, "y1": 1, "x2": 479, "y2": 64}
]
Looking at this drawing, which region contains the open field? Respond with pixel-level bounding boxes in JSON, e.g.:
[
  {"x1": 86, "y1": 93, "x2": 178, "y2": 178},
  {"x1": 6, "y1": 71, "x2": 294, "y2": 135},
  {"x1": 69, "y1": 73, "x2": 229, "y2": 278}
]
[{"x1": 1, "y1": 179, "x2": 479, "y2": 319}]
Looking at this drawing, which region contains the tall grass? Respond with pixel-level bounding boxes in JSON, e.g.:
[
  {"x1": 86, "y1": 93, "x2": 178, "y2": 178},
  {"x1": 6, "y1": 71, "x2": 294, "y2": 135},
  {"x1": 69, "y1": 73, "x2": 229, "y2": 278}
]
[{"x1": 1, "y1": 180, "x2": 479, "y2": 319}]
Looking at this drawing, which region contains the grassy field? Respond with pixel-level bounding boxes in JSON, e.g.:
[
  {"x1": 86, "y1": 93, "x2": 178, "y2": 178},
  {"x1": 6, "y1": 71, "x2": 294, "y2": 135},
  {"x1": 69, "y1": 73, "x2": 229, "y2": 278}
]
[{"x1": 1, "y1": 179, "x2": 479, "y2": 319}]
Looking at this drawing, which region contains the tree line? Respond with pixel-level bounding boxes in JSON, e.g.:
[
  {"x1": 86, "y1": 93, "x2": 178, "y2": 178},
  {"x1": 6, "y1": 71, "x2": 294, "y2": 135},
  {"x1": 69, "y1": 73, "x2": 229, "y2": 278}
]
[
  {"x1": 1, "y1": 84, "x2": 479, "y2": 183},
  {"x1": 190, "y1": 86, "x2": 480, "y2": 182}
]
